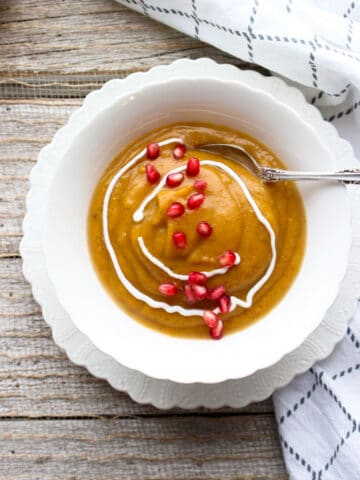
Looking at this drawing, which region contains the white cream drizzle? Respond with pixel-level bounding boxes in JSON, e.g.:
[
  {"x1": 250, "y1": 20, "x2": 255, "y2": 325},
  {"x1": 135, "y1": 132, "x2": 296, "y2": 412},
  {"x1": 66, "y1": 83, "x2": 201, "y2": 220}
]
[
  {"x1": 102, "y1": 140, "x2": 277, "y2": 318},
  {"x1": 138, "y1": 236, "x2": 240, "y2": 281},
  {"x1": 103, "y1": 138, "x2": 205, "y2": 317}
]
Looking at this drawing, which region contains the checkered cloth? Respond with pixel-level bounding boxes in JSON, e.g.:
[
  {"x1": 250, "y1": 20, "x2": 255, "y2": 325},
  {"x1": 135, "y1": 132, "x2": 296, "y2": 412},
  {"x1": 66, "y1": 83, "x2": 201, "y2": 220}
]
[
  {"x1": 115, "y1": 1, "x2": 360, "y2": 478},
  {"x1": 273, "y1": 309, "x2": 360, "y2": 480}
]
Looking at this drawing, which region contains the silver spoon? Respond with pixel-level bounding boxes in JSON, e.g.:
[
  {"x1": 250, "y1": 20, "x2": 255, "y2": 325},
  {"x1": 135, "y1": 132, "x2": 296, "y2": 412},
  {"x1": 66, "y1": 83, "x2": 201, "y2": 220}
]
[{"x1": 195, "y1": 143, "x2": 360, "y2": 184}]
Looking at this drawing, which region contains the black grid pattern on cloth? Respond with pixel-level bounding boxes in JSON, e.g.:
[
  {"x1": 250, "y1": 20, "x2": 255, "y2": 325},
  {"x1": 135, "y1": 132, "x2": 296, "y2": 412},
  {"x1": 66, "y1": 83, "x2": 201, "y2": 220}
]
[
  {"x1": 275, "y1": 329, "x2": 360, "y2": 479},
  {"x1": 343, "y1": 1, "x2": 358, "y2": 18},
  {"x1": 117, "y1": 0, "x2": 360, "y2": 122}
]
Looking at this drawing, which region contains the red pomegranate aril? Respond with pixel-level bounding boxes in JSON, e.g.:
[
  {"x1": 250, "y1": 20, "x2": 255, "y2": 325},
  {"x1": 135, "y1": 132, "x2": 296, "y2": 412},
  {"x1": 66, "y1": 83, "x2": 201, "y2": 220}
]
[
  {"x1": 184, "y1": 284, "x2": 196, "y2": 304},
  {"x1": 167, "y1": 202, "x2": 185, "y2": 218},
  {"x1": 186, "y1": 157, "x2": 200, "y2": 177},
  {"x1": 158, "y1": 283, "x2": 177, "y2": 296},
  {"x1": 173, "y1": 231, "x2": 187, "y2": 249},
  {"x1": 219, "y1": 250, "x2": 236, "y2": 267},
  {"x1": 191, "y1": 284, "x2": 208, "y2": 301},
  {"x1": 188, "y1": 271, "x2": 207, "y2": 286},
  {"x1": 219, "y1": 294, "x2": 231, "y2": 314},
  {"x1": 173, "y1": 143, "x2": 186, "y2": 159},
  {"x1": 196, "y1": 221, "x2": 212, "y2": 237},
  {"x1": 146, "y1": 142, "x2": 160, "y2": 160},
  {"x1": 145, "y1": 164, "x2": 160, "y2": 184},
  {"x1": 210, "y1": 319, "x2": 224, "y2": 340},
  {"x1": 203, "y1": 310, "x2": 219, "y2": 329},
  {"x1": 208, "y1": 285, "x2": 226, "y2": 301},
  {"x1": 166, "y1": 172, "x2": 184, "y2": 188},
  {"x1": 187, "y1": 193, "x2": 205, "y2": 210},
  {"x1": 194, "y1": 179, "x2": 207, "y2": 191}
]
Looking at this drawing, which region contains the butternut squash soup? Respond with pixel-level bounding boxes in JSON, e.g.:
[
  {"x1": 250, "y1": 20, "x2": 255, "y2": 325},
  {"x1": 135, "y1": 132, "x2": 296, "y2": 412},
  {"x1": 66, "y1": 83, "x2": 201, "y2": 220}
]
[{"x1": 88, "y1": 123, "x2": 306, "y2": 339}]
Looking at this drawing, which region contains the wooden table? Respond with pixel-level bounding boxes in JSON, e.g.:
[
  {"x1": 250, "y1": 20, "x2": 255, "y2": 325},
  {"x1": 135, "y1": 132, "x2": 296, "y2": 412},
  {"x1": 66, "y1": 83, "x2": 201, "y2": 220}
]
[{"x1": 0, "y1": 1, "x2": 287, "y2": 478}]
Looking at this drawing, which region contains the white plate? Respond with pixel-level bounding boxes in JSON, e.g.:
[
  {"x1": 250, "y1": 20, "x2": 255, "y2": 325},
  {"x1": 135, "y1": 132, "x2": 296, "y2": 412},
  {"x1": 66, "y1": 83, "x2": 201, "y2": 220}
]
[{"x1": 21, "y1": 60, "x2": 360, "y2": 404}]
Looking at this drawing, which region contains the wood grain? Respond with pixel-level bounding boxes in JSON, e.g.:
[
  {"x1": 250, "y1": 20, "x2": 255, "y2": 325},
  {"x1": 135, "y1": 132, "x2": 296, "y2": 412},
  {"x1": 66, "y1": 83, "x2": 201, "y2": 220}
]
[
  {"x1": 0, "y1": 417, "x2": 286, "y2": 479},
  {"x1": 0, "y1": 101, "x2": 78, "y2": 256},
  {"x1": 0, "y1": 1, "x2": 285, "y2": 478},
  {"x1": 0, "y1": 0, "x2": 267, "y2": 99},
  {"x1": 0, "y1": 0, "x2": 245, "y2": 75},
  {"x1": 0, "y1": 0, "x2": 268, "y2": 91}
]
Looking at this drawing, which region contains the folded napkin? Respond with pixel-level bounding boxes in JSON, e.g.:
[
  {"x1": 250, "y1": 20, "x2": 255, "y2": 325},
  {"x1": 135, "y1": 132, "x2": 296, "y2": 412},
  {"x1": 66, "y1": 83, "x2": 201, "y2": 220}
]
[{"x1": 115, "y1": 1, "x2": 360, "y2": 478}]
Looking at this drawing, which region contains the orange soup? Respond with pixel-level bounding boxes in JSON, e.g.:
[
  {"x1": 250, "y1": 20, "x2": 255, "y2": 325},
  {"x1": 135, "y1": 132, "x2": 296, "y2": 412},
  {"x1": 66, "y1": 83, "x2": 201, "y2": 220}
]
[{"x1": 88, "y1": 122, "x2": 306, "y2": 339}]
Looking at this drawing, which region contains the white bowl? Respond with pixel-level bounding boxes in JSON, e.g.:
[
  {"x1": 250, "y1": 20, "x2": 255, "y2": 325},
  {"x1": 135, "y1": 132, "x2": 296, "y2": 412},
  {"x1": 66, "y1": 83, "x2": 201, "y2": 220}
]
[{"x1": 43, "y1": 62, "x2": 352, "y2": 384}]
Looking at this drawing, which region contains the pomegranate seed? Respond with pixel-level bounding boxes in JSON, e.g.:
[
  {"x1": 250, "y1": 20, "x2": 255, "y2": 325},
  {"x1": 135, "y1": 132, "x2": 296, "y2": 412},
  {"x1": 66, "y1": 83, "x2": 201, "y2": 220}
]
[
  {"x1": 186, "y1": 157, "x2": 200, "y2": 177},
  {"x1": 203, "y1": 310, "x2": 219, "y2": 328},
  {"x1": 219, "y1": 250, "x2": 236, "y2": 267},
  {"x1": 208, "y1": 285, "x2": 226, "y2": 301},
  {"x1": 173, "y1": 143, "x2": 186, "y2": 159},
  {"x1": 146, "y1": 164, "x2": 160, "y2": 184},
  {"x1": 210, "y1": 319, "x2": 224, "y2": 340},
  {"x1": 188, "y1": 271, "x2": 207, "y2": 286},
  {"x1": 184, "y1": 284, "x2": 196, "y2": 304},
  {"x1": 146, "y1": 142, "x2": 160, "y2": 160},
  {"x1": 194, "y1": 179, "x2": 207, "y2": 191},
  {"x1": 158, "y1": 283, "x2": 177, "y2": 296},
  {"x1": 167, "y1": 202, "x2": 185, "y2": 218},
  {"x1": 191, "y1": 284, "x2": 208, "y2": 301},
  {"x1": 196, "y1": 221, "x2": 212, "y2": 237},
  {"x1": 219, "y1": 294, "x2": 231, "y2": 314},
  {"x1": 173, "y1": 231, "x2": 187, "y2": 249},
  {"x1": 187, "y1": 193, "x2": 205, "y2": 210},
  {"x1": 166, "y1": 172, "x2": 184, "y2": 188}
]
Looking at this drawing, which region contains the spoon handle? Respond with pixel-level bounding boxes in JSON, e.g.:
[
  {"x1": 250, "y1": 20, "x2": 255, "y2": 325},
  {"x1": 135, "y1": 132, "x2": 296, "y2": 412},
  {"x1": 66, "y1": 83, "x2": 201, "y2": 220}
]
[{"x1": 262, "y1": 168, "x2": 360, "y2": 184}]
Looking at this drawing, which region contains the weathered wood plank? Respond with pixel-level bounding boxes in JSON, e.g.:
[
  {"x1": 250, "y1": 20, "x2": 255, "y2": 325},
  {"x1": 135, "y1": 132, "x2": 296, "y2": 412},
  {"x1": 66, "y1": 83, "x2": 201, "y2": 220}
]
[
  {"x1": 0, "y1": 257, "x2": 274, "y2": 417},
  {"x1": 0, "y1": 0, "x2": 267, "y2": 102},
  {"x1": 0, "y1": 0, "x2": 244, "y2": 76},
  {"x1": 0, "y1": 367, "x2": 275, "y2": 418},
  {"x1": 0, "y1": 101, "x2": 79, "y2": 255},
  {"x1": 0, "y1": 417, "x2": 286, "y2": 479},
  {"x1": 0, "y1": 0, "x2": 120, "y2": 23}
]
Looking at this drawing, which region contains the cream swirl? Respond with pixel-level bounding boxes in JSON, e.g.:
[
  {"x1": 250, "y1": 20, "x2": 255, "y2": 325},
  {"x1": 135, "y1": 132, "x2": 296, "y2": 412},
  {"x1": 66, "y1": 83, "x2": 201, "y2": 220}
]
[
  {"x1": 102, "y1": 141, "x2": 277, "y2": 317},
  {"x1": 138, "y1": 236, "x2": 241, "y2": 281}
]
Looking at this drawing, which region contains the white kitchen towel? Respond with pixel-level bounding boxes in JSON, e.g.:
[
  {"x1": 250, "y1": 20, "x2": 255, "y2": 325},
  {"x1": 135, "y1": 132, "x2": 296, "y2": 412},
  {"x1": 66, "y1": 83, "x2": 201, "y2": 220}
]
[
  {"x1": 115, "y1": 1, "x2": 360, "y2": 479},
  {"x1": 115, "y1": 0, "x2": 360, "y2": 155},
  {"x1": 273, "y1": 309, "x2": 360, "y2": 480}
]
